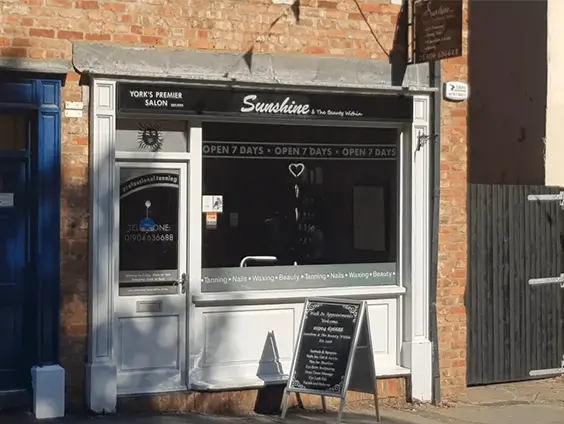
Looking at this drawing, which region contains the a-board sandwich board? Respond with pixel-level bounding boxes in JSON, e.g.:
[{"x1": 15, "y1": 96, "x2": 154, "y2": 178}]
[{"x1": 280, "y1": 298, "x2": 380, "y2": 424}]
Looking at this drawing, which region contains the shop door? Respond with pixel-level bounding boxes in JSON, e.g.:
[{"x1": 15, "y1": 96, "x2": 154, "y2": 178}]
[
  {"x1": 115, "y1": 163, "x2": 188, "y2": 394},
  {"x1": 0, "y1": 118, "x2": 31, "y2": 391}
]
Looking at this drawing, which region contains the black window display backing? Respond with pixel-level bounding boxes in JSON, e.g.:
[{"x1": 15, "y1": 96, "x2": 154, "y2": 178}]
[{"x1": 201, "y1": 124, "x2": 400, "y2": 292}]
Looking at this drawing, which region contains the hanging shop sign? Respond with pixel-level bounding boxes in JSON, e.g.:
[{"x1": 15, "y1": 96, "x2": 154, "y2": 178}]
[
  {"x1": 119, "y1": 171, "x2": 180, "y2": 296},
  {"x1": 414, "y1": 0, "x2": 463, "y2": 64},
  {"x1": 117, "y1": 83, "x2": 413, "y2": 122},
  {"x1": 202, "y1": 142, "x2": 397, "y2": 160}
]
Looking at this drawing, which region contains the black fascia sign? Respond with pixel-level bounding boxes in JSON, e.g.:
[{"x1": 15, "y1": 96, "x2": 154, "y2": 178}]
[{"x1": 117, "y1": 83, "x2": 414, "y2": 122}]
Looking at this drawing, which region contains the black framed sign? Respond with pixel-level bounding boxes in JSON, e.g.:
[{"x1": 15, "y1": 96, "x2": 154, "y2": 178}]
[
  {"x1": 414, "y1": 0, "x2": 463, "y2": 64},
  {"x1": 117, "y1": 83, "x2": 414, "y2": 122},
  {"x1": 281, "y1": 298, "x2": 380, "y2": 423},
  {"x1": 290, "y1": 299, "x2": 360, "y2": 395},
  {"x1": 119, "y1": 169, "x2": 180, "y2": 296}
]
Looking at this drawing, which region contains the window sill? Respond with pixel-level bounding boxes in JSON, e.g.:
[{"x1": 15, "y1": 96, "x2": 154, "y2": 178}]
[
  {"x1": 191, "y1": 285, "x2": 406, "y2": 307},
  {"x1": 190, "y1": 374, "x2": 289, "y2": 392}
]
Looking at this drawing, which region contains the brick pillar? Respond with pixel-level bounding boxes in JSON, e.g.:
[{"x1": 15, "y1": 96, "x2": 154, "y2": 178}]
[{"x1": 436, "y1": 0, "x2": 469, "y2": 401}]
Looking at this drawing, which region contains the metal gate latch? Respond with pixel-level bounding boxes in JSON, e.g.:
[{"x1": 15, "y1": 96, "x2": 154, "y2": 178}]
[{"x1": 527, "y1": 191, "x2": 564, "y2": 209}]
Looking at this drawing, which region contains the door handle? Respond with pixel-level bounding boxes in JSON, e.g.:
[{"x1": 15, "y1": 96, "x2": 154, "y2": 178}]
[{"x1": 175, "y1": 273, "x2": 187, "y2": 294}]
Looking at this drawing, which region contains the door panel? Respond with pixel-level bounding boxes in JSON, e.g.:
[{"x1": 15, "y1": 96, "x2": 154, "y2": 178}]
[
  {"x1": 115, "y1": 163, "x2": 188, "y2": 394},
  {"x1": 0, "y1": 159, "x2": 28, "y2": 390}
]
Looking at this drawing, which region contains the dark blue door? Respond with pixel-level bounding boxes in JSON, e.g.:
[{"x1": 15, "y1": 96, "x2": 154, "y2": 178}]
[{"x1": 0, "y1": 116, "x2": 31, "y2": 391}]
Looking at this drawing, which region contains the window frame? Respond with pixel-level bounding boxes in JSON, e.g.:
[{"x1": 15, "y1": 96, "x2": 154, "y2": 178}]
[{"x1": 195, "y1": 118, "x2": 411, "y2": 294}]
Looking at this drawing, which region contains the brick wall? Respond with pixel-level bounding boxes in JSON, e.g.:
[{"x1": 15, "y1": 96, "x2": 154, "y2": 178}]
[
  {"x1": 0, "y1": 0, "x2": 400, "y2": 61},
  {"x1": 60, "y1": 73, "x2": 90, "y2": 410},
  {"x1": 436, "y1": 0, "x2": 469, "y2": 401},
  {"x1": 0, "y1": 0, "x2": 469, "y2": 410}
]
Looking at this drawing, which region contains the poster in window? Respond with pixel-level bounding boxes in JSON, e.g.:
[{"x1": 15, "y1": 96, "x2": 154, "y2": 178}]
[{"x1": 119, "y1": 170, "x2": 179, "y2": 286}]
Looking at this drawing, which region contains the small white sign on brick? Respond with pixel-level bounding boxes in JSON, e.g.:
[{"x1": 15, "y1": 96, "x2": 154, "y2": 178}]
[{"x1": 443, "y1": 81, "x2": 469, "y2": 102}]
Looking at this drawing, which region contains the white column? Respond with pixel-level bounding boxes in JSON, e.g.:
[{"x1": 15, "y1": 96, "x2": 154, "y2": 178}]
[
  {"x1": 402, "y1": 94, "x2": 433, "y2": 402},
  {"x1": 187, "y1": 121, "x2": 204, "y2": 386},
  {"x1": 86, "y1": 79, "x2": 118, "y2": 413}
]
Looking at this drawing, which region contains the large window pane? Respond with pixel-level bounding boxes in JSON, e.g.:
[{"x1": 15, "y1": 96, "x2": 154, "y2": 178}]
[{"x1": 201, "y1": 123, "x2": 399, "y2": 292}]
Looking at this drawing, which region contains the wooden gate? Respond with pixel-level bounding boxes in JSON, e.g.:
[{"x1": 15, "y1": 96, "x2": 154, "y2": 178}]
[{"x1": 467, "y1": 184, "x2": 564, "y2": 385}]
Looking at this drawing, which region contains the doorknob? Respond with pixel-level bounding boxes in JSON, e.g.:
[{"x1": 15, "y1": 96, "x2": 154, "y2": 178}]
[{"x1": 175, "y1": 273, "x2": 187, "y2": 294}]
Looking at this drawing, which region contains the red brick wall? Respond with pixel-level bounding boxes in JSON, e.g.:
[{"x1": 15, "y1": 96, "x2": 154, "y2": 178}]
[
  {"x1": 0, "y1": 0, "x2": 399, "y2": 61},
  {"x1": 60, "y1": 73, "x2": 90, "y2": 410},
  {"x1": 0, "y1": 0, "x2": 469, "y2": 409},
  {"x1": 436, "y1": 0, "x2": 469, "y2": 401}
]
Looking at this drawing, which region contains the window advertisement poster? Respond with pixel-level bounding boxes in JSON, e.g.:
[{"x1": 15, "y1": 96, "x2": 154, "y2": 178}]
[{"x1": 119, "y1": 168, "x2": 180, "y2": 295}]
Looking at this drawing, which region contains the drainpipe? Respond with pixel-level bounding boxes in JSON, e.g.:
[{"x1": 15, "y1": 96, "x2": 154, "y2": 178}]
[{"x1": 429, "y1": 60, "x2": 442, "y2": 405}]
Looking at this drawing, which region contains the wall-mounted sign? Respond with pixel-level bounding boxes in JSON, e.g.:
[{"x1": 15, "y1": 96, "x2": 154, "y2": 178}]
[
  {"x1": 64, "y1": 101, "x2": 84, "y2": 118},
  {"x1": 443, "y1": 81, "x2": 469, "y2": 101},
  {"x1": 117, "y1": 83, "x2": 414, "y2": 122},
  {"x1": 119, "y1": 170, "x2": 179, "y2": 295},
  {"x1": 414, "y1": 0, "x2": 463, "y2": 64},
  {"x1": 202, "y1": 142, "x2": 397, "y2": 160}
]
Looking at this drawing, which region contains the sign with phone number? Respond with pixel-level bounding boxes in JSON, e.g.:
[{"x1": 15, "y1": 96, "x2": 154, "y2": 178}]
[
  {"x1": 123, "y1": 233, "x2": 175, "y2": 242},
  {"x1": 414, "y1": 0, "x2": 463, "y2": 64}
]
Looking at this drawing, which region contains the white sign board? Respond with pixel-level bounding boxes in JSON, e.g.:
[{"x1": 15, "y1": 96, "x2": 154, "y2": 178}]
[
  {"x1": 64, "y1": 109, "x2": 83, "y2": 118},
  {"x1": 0, "y1": 193, "x2": 14, "y2": 208},
  {"x1": 202, "y1": 195, "x2": 223, "y2": 213},
  {"x1": 444, "y1": 81, "x2": 469, "y2": 102},
  {"x1": 64, "y1": 101, "x2": 84, "y2": 110}
]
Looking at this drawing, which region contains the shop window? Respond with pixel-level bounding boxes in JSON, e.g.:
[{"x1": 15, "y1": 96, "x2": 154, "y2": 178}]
[
  {"x1": 201, "y1": 123, "x2": 400, "y2": 292},
  {"x1": 116, "y1": 119, "x2": 189, "y2": 152}
]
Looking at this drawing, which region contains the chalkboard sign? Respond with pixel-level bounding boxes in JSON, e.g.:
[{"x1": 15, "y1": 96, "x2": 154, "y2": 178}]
[
  {"x1": 414, "y1": 0, "x2": 463, "y2": 64},
  {"x1": 281, "y1": 298, "x2": 380, "y2": 423}
]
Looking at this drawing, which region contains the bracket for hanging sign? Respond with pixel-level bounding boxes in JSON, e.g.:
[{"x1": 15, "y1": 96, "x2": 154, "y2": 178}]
[
  {"x1": 280, "y1": 298, "x2": 380, "y2": 424},
  {"x1": 527, "y1": 192, "x2": 564, "y2": 209}
]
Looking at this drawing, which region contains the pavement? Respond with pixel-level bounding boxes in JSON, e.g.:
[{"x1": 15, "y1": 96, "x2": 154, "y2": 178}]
[
  {"x1": 402, "y1": 376, "x2": 564, "y2": 424},
  {"x1": 2, "y1": 377, "x2": 564, "y2": 424}
]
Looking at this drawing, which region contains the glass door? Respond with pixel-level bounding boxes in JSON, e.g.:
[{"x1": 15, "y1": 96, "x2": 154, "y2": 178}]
[{"x1": 114, "y1": 162, "x2": 188, "y2": 394}]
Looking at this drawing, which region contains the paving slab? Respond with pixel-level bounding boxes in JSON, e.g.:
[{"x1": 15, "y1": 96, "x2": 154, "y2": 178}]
[
  {"x1": 458, "y1": 378, "x2": 564, "y2": 406},
  {"x1": 408, "y1": 404, "x2": 564, "y2": 424}
]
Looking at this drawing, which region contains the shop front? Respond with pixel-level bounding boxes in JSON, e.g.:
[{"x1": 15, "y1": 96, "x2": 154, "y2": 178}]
[{"x1": 85, "y1": 53, "x2": 435, "y2": 412}]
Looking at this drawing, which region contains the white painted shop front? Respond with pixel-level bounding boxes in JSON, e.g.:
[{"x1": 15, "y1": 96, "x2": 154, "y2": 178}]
[{"x1": 83, "y1": 50, "x2": 434, "y2": 413}]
